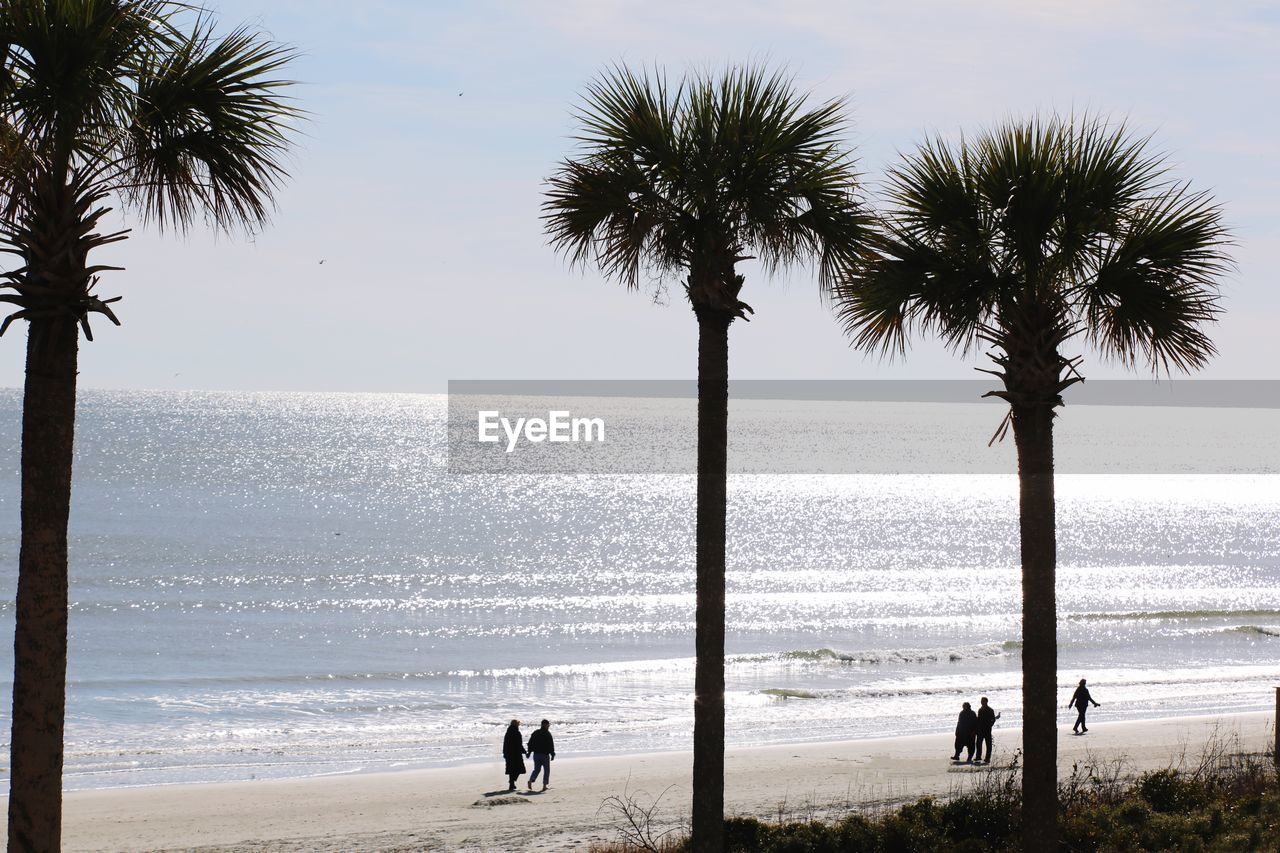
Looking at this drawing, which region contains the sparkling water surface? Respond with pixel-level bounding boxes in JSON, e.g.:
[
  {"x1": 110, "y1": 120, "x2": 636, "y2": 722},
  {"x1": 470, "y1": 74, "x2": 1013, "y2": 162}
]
[{"x1": 0, "y1": 389, "x2": 1276, "y2": 790}]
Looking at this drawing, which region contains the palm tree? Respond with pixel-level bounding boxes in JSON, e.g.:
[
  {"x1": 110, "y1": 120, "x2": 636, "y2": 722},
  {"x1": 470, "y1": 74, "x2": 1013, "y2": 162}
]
[
  {"x1": 835, "y1": 115, "x2": 1230, "y2": 850},
  {"x1": 0, "y1": 3, "x2": 297, "y2": 848},
  {"x1": 544, "y1": 65, "x2": 867, "y2": 852}
]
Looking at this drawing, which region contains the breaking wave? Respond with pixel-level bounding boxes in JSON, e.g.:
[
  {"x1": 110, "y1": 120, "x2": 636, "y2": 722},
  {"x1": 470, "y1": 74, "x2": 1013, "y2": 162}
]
[
  {"x1": 448, "y1": 642, "x2": 1019, "y2": 680},
  {"x1": 760, "y1": 688, "x2": 820, "y2": 700},
  {"x1": 770, "y1": 642, "x2": 1014, "y2": 665},
  {"x1": 1068, "y1": 609, "x2": 1280, "y2": 622},
  {"x1": 1228, "y1": 625, "x2": 1280, "y2": 638}
]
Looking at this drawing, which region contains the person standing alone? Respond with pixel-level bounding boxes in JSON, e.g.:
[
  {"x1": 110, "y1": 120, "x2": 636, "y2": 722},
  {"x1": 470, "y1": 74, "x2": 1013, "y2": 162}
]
[
  {"x1": 974, "y1": 696, "x2": 1001, "y2": 764},
  {"x1": 1068, "y1": 679, "x2": 1101, "y2": 734},
  {"x1": 526, "y1": 719, "x2": 556, "y2": 791}
]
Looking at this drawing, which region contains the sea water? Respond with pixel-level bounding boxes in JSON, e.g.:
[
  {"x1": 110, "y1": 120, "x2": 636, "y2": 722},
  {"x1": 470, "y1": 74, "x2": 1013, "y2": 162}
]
[{"x1": 0, "y1": 389, "x2": 1275, "y2": 790}]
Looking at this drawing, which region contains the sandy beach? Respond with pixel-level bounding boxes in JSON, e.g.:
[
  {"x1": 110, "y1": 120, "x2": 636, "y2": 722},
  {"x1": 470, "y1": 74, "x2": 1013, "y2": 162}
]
[{"x1": 30, "y1": 711, "x2": 1269, "y2": 852}]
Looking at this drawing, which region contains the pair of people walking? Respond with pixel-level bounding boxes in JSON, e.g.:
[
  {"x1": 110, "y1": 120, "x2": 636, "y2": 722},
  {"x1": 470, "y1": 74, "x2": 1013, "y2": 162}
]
[
  {"x1": 502, "y1": 719, "x2": 556, "y2": 791},
  {"x1": 951, "y1": 697, "x2": 1000, "y2": 764}
]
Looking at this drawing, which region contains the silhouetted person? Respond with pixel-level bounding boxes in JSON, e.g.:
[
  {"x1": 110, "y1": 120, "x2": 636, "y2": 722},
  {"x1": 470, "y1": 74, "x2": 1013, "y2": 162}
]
[
  {"x1": 974, "y1": 696, "x2": 1001, "y2": 764},
  {"x1": 503, "y1": 719, "x2": 527, "y2": 790},
  {"x1": 1068, "y1": 679, "x2": 1100, "y2": 734},
  {"x1": 526, "y1": 718, "x2": 555, "y2": 791},
  {"x1": 952, "y1": 701, "x2": 978, "y2": 762}
]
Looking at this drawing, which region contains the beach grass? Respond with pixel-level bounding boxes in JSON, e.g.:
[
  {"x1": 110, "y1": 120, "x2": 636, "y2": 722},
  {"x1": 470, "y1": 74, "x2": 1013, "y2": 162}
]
[{"x1": 589, "y1": 731, "x2": 1278, "y2": 852}]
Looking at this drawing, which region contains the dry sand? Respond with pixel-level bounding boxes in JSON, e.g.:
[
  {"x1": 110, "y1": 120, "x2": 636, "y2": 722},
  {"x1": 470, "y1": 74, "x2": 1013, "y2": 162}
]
[{"x1": 30, "y1": 711, "x2": 1274, "y2": 851}]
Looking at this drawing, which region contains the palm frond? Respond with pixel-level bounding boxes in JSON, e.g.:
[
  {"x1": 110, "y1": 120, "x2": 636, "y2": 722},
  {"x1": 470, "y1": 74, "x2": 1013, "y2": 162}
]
[
  {"x1": 888, "y1": 133, "x2": 987, "y2": 250},
  {"x1": 0, "y1": 1, "x2": 299, "y2": 237},
  {"x1": 831, "y1": 229, "x2": 922, "y2": 357},
  {"x1": 543, "y1": 63, "x2": 866, "y2": 298},
  {"x1": 836, "y1": 223, "x2": 998, "y2": 358},
  {"x1": 118, "y1": 17, "x2": 299, "y2": 232},
  {"x1": 1079, "y1": 183, "x2": 1229, "y2": 372},
  {"x1": 836, "y1": 114, "x2": 1231, "y2": 377},
  {"x1": 972, "y1": 116, "x2": 1070, "y2": 284},
  {"x1": 0, "y1": 0, "x2": 169, "y2": 168},
  {"x1": 543, "y1": 64, "x2": 691, "y2": 289},
  {"x1": 696, "y1": 65, "x2": 868, "y2": 290},
  {"x1": 0, "y1": 115, "x2": 38, "y2": 220}
]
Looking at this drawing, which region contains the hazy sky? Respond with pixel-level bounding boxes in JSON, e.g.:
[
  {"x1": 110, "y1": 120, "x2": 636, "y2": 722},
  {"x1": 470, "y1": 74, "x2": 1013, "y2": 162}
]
[{"x1": 2, "y1": 0, "x2": 1276, "y2": 392}]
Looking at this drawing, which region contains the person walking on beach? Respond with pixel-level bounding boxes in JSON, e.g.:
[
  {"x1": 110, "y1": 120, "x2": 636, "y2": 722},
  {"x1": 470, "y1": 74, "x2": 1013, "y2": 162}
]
[
  {"x1": 526, "y1": 719, "x2": 555, "y2": 791},
  {"x1": 974, "y1": 696, "x2": 1001, "y2": 764},
  {"x1": 503, "y1": 719, "x2": 527, "y2": 791},
  {"x1": 1068, "y1": 679, "x2": 1101, "y2": 734},
  {"x1": 952, "y1": 701, "x2": 978, "y2": 762}
]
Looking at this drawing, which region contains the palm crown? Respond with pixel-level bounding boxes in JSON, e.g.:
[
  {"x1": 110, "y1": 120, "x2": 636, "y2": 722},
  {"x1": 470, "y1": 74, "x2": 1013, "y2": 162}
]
[
  {"x1": 836, "y1": 116, "x2": 1230, "y2": 395},
  {"x1": 0, "y1": 0, "x2": 298, "y2": 338},
  {"x1": 543, "y1": 65, "x2": 867, "y2": 319}
]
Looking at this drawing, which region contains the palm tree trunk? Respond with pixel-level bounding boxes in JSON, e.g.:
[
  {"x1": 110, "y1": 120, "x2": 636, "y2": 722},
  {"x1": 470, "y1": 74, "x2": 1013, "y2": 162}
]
[
  {"x1": 690, "y1": 311, "x2": 730, "y2": 853},
  {"x1": 6, "y1": 173, "x2": 92, "y2": 852},
  {"x1": 7, "y1": 316, "x2": 78, "y2": 853},
  {"x1": 1011, "y1": 401, "x2": 1058, "y2": 852}
]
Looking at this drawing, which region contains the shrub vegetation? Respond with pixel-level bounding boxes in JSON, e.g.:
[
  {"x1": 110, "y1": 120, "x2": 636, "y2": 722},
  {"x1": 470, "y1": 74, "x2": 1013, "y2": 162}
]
[{"x1": 592, "y1": 745, "x2": 1278, "y2": 852}]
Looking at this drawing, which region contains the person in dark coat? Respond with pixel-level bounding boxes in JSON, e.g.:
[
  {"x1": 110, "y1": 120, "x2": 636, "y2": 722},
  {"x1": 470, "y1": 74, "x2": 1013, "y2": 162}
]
[
  {"x1": 952, "y1": 701, "x2": 978, "y2": 762},
  {"x1": 1067, "y1": 679, "x2": 1100, "y2": 734},
  {"x1": 526, "y1": 718, "x2": 556, "y2": 791},
  {"x1": 503, "y1": 719, "x2": 527, "y2": 790},
  {"x1": 974, "y1": 696, "x2": 1001, "y2": 764}
]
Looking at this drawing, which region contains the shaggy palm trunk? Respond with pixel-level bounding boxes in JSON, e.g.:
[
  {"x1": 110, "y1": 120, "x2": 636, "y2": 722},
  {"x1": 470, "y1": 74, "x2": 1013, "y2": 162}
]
[
  {"x1": 690, "y1": 311, "x2": 730, "y2": 853},
  {"x1": 6, "y1": 176, "x2": 98, "y2": 852},
  {"x1": 1011, "y1": 401, "x2": 1058, "y2": 851},
  {"x1": 8, "y1": 316, "x2": 78, "y2": 853}
]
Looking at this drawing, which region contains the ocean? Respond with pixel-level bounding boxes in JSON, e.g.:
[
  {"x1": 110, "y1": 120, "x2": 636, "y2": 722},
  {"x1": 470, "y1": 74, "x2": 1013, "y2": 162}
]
[{"x1": 0, "y1": 388, "x2": 1276, "y2": 791}]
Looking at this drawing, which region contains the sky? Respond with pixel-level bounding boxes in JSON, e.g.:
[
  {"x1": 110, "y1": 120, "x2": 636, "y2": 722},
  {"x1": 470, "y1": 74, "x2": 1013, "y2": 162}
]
[{"x1": 1, "y1": 0, "x2": 1277, "y2": 392}]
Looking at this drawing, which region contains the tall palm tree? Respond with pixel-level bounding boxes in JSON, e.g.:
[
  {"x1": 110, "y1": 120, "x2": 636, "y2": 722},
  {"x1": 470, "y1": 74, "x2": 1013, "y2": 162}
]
[
  {"x1": 544, "y1": 65, "x2": 867, "y2": 852},
  {"x1": 0, "y1": 3, "x2": 297, "y2": 848},
  {"x1": 835, "y1": 115, "x2": 1230, "y2": 850}
]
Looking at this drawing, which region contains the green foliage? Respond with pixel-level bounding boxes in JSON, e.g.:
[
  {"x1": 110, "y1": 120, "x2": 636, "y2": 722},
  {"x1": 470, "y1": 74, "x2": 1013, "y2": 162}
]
[
  {"x1": 1138, "y1": 768, "x2": 1207, "y2": 814},
  {"x1": 543, "y1": 63, "x2": 868, "y2": 303},
  {"x1": 832, "y1": 814, "x2": 878, "y2": 851},
  {"x1": 0, "y1": 0, "x2": 300, "y2": 235},
  {"x1": 0, "y1": 0, "x2": 299, "y2": 339},
  {"x1": 602, "y1": 758, "x2": 1279, "y2": 853},
  {"x1": 1118, "y1": 798, "x2": 1152, "y2": 828},
  {"x1": 939, "y1": 794, "x2": 1016, "y2": 845},
  {"x1": 836, "y1": 114, "x2": 1232, "y2": 378},
  {"x1": 724, "y1": 816, "x2": 766, "y2": 851}
]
